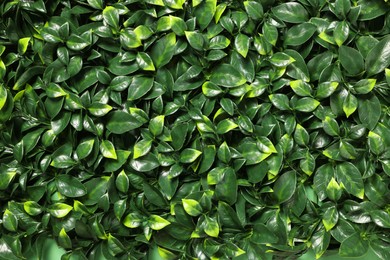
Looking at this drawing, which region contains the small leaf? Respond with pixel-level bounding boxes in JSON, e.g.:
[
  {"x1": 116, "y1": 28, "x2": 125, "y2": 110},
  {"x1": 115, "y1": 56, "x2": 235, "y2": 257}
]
[
  {"x1": 182, "y1": 199, "x2": 203, "y2": 216},
  {"x1": 368, "y1": 131, "x2": 384, "y2": 155},
  {"x1": 180, "y1": 148, "x2": 202, "y2": 163},
  {"x1": 234, "y1": 33, "x2": 250, "y2": 58},
  {"x1": 210, "y1": 64, "x2": 246, "y2": 87},
  {"x1": 59, "y1": 228, "x2": 72, "y2": 249},
  {"x1": 322, "y1": 206, "x2": 339, "y2": 231},
  {"x1": 343, "y1": 93, "x2": 358, "y2": 118},
  {"x1": 48, "y1": 203, "x2": 73, "y2": 218},
  {"x1": 123, "y1": 213, "x2": 143, "y2": 228},
  {"x1": 269, "y1": 94, "x2": 290, "y2": 110},
  {"x1": 23, "y1": 201, "x2": 42, "y2": 216},
  {"x1": 76, "y1": 138, "x2": 95, "y2": 159},
  {"x1": 2, "y1": 209, "x2": 18, "y2": 232},
  {"x1": 336, "y1": 162, "x2": 364, "y2": 199},
  {"x1": 100, "y1": 140, "x2": 117, "y2": 159},
  {"x1": 103, "y1": 6, "x2": 119, "y2": 30},
  {"x1": 149, "y1": 115, "x2": 165, "y2": 136},
  {"x1": 290, "y1": 79, "x2": 312, "y2": 97},
  {"x1": 56, "y1": 175, "x2": 87, "y2": 198},
  {"x1": 244, "y1": 1, "x2": 263, "y2": 20},
  {"x1": 294, "y1": 97, "x2": 320, "y2": 112},
  {"x1": 116, "y1": 170, "x2": 129, "y2": 193},
  {"x1": 136, "y1": 52, "x2": 155, "y2": 71},
  {"x1": 133, "y1": 139, "x2": 152, "y2": 159},
  {"x1": 339, "y1": 46, "x2": 364, "y2": 75},
  {"x1": 326, "y1": 177, "x2": 342, "y2": 201},
  {"x1": 272, "y1": 2, "x2": 309, "y2": 23},
  {"x1": 273, "y1": 171, "x2": 296, "y2": 203},
  {"x1": 106, "y1": 111, "x2": 143, "y2": 134},
  {"x1": 204, "y1": 216, "x2": 219, "y2": 237},
  {"x1": 148, "y1": 215, "x2": 171, "y2": 230},
  {"x1": 366, "y1": 35, "x2": 390, "y2": 76}
]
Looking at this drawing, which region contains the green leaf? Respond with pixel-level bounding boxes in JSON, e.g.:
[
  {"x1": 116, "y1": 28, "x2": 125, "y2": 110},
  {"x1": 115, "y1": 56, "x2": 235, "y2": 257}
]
[
  {"x1": 151, "y1": 32, "x2": 176, "y2": 68},
  {"x1": 202, "y1": 81, "x2": 222, "y2": 97},
  {"x1": 149, "y1": 115, "x2": 165, "y2": 136},
  {"x1": 284, "y1": 23, "x2": 317, "y2": 46},
  {"x1": 311, "y1": 227, "x2": 331, "y2": 259},
  {"x1": 209, "y1": 35, "x2": 231, "y2": 49},
  {"x1": 107, "y1": 234, "x2": 125, "y2": 255},
  {"x1": 370, "y1": 239, "x2": 390, "y2": 260},
  {"x1": 353, "y1": 79, "x2": 376, "y2": 94},
  {"x1": 163, "y1": 0, "x2": 185, "y2": 9},
  {"x1": 269, "y1": 94, "x2": 290, "y2": 111},
  {"x1": 368, "y1": 131, "x2": 384, "y2": 155},
  {"x1": 218, "y1": 141, "x2": 231, "y2": 163},
  {"x1": 358, "y1": 94, "x2": 381, "y2": 130},
  {"x1": 143, "y1": 182, "x2": 167, "y2": 207},
  {"x1": 130, "y1": 153, "x2": 160, "y2": 172},
  {"x1": 256, "y1": 137, "x2": 277, "y2": 154},
  {"x1": 148, "y1": 215, "x2": 171, "y2": 230},
  {"x1": 46, "y1": 83, "x2": 67, "y2": 98},
  {"x1": 210, "y1": 64, "x2": 246, "y2": 87},
  {"x1": 238, "y1": 141, "x2": 271, "y2": 165},
  {"x1": 300, "y1": 151, "x2": 315, "y2": 176},
  {"x1": 273, "y1": 171, "x2": 296, "y2": 203},
  {"x1": 106, "y1": 111, "x2": 143, "y2": 134},
  {"x1": 215, "y1": 167, "x2": 237, "y2": 205},
  {"x1": 336, "y1": 162, "x2": 364, "y2": 199},
  {"x1": 234, "y1": 34, "x2": 250, "y2": 58},
  {"x1": 370, "y1": 210, "x2": 390, "y2": 228},
  {"x1": 204, "y1": 216, "x2": 219, "y2": 237},
  {"x1": 59, "y1": 228, "x2": 72, "y2": 249},
  {"x1": 180, "y1": 148, "x2": 202, "y2": 163},
  {"x1": 123, "y1": 213, "x2": 143, "y2": 228},
  {"x1": 120, "y1": 29, "x2": 142, "y2": 49},
  {"x1": 133, "y1": 139, "x2": 152, "y2": 159},
  {"x1": 48, "y1": 203, "x2": 73, "y2": 218},
  {"x1": 365, "y1": 35, "x2": 390, "y2": 76},
  {"x1": 339, "y1": 46, "x2": 364, "y2": 75},
  {"x1": 339, "y1": 233, "x2": 369, "y2": 257},
  {"x1": 290, "y1": 80, "x2": 312, "y2": 97},
  {"x1": 103, "y1": 6, "x2": 119, "y2": 30},
  {"x1": 272, "y1": 2, "x2": 309, "y2": 23},
  {"x1": 182, "y1": 199, "x2": 203, "y2": 216},
  {"x1": 116, "y1": 170, "x2": 129, "y2": 193},
  {"x1": 100, "y1": 140, "x2": 117, "y2": 160},
  {"x1": 243, "y1": 1, "x2": 263, "y2": 20},
  {"x1": 263, "y1": 22, "x2": 278, "y2": 46},
  {"x1": 128, "y1": 76, "x2": 154, "y2": 101},
  {"x1": 326, "y1": 177, "x2": 342, "y2": 201},
  {"x1": 313, "y1": 164, "x2": 334, "y2": 201},
  {"x1": 294, "y1": 97, "x2": 320, "y2": 112},
  {"x1": 322, "y1": 205, "x2": 339, "y2": 231},
  {"x1": 0, "y1": 84, "x2": 7, "y2": 110},
  {"x1": 76, "y1": 138, "x2": 95, "y2": 160},
  {"x1": 136, "y1": 52, "x2": 155, "y2": 71},
  {"x1": 334, "y1": 21, "x2": 349, "y2": 47},
  {"x1": 185, "y1": 31, "x2": 204, "y2": 51},
  {"x1": 269, "y1": 52, "x2": 295, "y2": 67},
  {"x1": 56, "y1": 175, "x2": 87, "y2": 198},
  {"x1": 87, "y1": 0, "x2": 104, "y2": 9},
  {"x1": 23, "y1": 201, "x2": 42, "y2": 216},
  {"x1": 194, "y1": 0, "x2": 217, "y2": 30},
  {"x1": 323, "y1": 116, "x2": 340, "y2": 136},
  {"x1": 2, "y1": 209, "x2": 18, "y2": 232},
  {"x1": 343, "y1": 93, "x2": 358, "y2": 118}
]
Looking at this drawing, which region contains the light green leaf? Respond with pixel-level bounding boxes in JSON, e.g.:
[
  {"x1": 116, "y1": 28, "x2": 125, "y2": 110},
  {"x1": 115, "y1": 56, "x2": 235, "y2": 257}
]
[{"x1": 182, "y1": 199, "x2": 203, "y2": 216}]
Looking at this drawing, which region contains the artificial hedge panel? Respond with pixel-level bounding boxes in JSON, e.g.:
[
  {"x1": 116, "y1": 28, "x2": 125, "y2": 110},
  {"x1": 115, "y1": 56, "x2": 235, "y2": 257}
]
[{"x1": 0, "y1": 0, "x2": 390, "y2": 259}]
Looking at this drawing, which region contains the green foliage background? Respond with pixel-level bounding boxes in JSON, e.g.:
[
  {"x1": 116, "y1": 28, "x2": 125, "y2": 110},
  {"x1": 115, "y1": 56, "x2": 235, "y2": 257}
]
[{"x1": 0, "y1": 0, "x2": 390, "y2": 259}]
